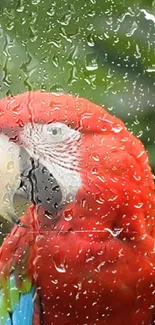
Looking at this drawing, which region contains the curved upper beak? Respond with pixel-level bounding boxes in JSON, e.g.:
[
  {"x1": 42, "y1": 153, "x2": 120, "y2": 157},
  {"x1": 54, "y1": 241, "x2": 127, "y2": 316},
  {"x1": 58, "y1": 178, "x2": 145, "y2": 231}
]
[
  {"x1": 0, "y1": 133, "x2": 62, "y2": 226},
  {"x1": 0, "y1": 133, "x2": 21, "y2": 225}
]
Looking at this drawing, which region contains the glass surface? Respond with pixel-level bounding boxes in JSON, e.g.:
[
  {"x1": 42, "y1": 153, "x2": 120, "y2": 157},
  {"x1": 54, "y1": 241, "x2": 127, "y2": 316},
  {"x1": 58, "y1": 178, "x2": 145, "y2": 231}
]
[{"x1": 0, "y1": 0, "x2": 155, "y2": 324}]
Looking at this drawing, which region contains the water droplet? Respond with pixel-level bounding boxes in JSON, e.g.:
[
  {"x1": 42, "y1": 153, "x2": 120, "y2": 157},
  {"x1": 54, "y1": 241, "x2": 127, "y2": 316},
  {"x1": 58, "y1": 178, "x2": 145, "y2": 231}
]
[
  {"x1": 7, "y1": 22, "x2": 14, "y2": 31},
  {"x1": 57, "y1": 13, "x2": 72, "y2": 26},
  {"x1": 50, "y1": 84, "x2": 65, "y2": 93},
  {"x1": 146, "y1": 67, "x2": 155, "y2": 73},
  {"x1": 108, "y1": 195, "x2": 118, "y2": 202},
  {"x1": 66, "y1": 46, "x2": 77, "y2": 65},
  {"x1": 87, "y1": 33, "x2": 95, "y2": 47},
  {"x1": 68, "y1": 66, "x2": 78, "y2": 85},
  {"x1": 141, "y1": 9, "x2": 155, "y2": 23},
  {"x1": 135, "y1": 44, "x2": 141, "y2": 59},
  {"x1": 88, "y1": 10, "x2": 95, "y2": 17},
  {"x1": 52, "y1": 54, "x2": 59, "y2": 68},
  {"x1": 6, "y1": 160, "x2": 14, "y2": 171},
  {"x1": 31, "y1": 0, "x2": 40, "y2": 5},
  {"x1": 111, "y1": 124, "x2": 123, "y2": 133},
  {"x1": 51, "y1": 278, "x2": 58, "y2": 285},
  {"x1": 133, "y1": 173, "x2": 141, "y2": 181},
  {"x1": 16, "y1": 0, "x2": 25, "y2": 13},
  {"x1": 92, "y1": 153, "x2": 100, "y2": 162},
  {"x1": 126, "y1": 21, "x2": 138, "y2": 37},
  {"x1": 85, "y1": 54, "x2": 98, "y2": 71},
  {"x1": 105, "y1": 227, "x2": 123, "y2": 237},
  {"x1": 97, "y1": 175, "x2": 106, "y2": 183},
  {"x1": 47, "y1": 7, "x2": 55, "y2": 17},
  {"x1": 29, "y1": 25, "x2": 38, "y2": 42},
  {"x1": 84, "y1": 73, "x2": 96, "y2": 89},
  {"x1": 59, "y1": 27, "x2": 72, "y2": 43},
  {"x1": 2, "y1": 193, "x2": 10, "y2": 205},
  {"x1": 136, "y1": 130, "x2": 143, "y2": 139},
  {"x1": 96, "y1": 261, "x2": 105, "y2": 272},
  {"x1": 64, "y1": 214, "x2": 72, "y2": 222},
  {"x1": 118, "y1": 8, "x2": 134, "y2": 22},
  {"x1": 133, "y1": 117, "x2": 140, "y2": 125},
  {"x1": 134, "y1": 202, "x2": 143, "y2": 209},
  {"x1": 53, "y1": 253, "x2": 67, "y2": 273}
]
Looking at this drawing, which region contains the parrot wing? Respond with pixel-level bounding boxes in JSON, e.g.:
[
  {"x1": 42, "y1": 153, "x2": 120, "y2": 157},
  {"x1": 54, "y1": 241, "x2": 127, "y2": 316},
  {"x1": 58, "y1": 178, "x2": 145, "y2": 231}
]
[
  {"x1": 0, "y1": 273, "x2": 36, "y2": 325},
  {"x1": 0, "y1": 210, "x2": 41, "y2": 325}
]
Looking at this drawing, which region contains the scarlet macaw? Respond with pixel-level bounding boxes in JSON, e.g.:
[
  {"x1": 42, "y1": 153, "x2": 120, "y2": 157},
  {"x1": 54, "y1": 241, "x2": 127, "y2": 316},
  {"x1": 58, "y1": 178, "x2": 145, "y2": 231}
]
[{"x1": 0, "y1": 91, "x2": 155, "y2": 325}]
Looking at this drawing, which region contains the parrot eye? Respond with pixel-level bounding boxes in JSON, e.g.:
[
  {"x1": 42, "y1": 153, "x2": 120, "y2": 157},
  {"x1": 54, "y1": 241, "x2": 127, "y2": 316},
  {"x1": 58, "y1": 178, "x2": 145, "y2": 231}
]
[
  {"x1": 46, "y1": 125, "x2": 62, "y2": 137},
  {"x1": 51, "y1": 128, "x2": 58, "y2": 136}
]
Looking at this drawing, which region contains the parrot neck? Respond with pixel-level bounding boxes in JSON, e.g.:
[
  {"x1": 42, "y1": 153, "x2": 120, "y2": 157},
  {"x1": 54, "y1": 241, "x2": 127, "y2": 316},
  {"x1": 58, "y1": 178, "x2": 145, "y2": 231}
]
[{"x1": 21, "y1": 201, "x2": 114, "y2": 243}]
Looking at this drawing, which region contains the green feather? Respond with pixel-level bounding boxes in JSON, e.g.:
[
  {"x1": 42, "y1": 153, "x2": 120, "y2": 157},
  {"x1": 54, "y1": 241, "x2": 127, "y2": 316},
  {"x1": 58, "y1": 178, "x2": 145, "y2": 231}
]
[
  {"x1": 0, "y1": 288, "x2": 7, "y2": 321},
  {"x1": 21, "y1": 277, "x2": 32, "y2": 294},
  {"x1": 9, "y1": 274, "x2": 20, "y2": 311},
  {"x1": 0, "y1": 273, "x2": 33, "y2": 323}
]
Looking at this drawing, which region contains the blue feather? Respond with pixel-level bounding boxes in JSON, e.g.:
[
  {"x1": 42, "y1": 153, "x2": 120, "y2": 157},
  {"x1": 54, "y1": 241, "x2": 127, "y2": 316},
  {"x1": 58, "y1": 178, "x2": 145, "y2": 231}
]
[
  {"x1": 12, "y1": 288, "x2": 35, "y2": 325},
  {"x1": 0, "y1": 273, "x2": 36, "y2": 325},
  {"x1": 19, "y1": 288, "x2": 35, "y2": 325},
  {"x1": 12, "y1": 302, "x2": 22, "y2": 325},
  {"x1": 3, "y1": 314, "x2": 12, "y2": 325}
]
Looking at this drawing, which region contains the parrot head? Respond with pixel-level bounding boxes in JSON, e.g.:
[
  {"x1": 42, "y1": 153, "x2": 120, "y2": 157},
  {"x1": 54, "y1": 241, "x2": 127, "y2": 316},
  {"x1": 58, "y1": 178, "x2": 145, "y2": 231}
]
[{"x1": 0, "y1": 91, "x2": 154, "y2": 239}]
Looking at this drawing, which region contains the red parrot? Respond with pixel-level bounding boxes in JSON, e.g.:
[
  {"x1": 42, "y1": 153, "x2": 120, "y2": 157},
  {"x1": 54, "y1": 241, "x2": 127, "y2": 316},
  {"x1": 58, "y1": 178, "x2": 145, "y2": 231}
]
[{"x1": 0, "y1": 91, "x2": 155, "y2": 325}]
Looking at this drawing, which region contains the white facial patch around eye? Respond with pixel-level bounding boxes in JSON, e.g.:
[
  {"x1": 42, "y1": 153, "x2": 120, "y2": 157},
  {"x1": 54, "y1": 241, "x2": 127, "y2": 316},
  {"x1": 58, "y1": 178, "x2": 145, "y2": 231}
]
[
  {"x1": 44, "y1": 122, "x2": 80, "y2": 143},
  {"x1": 20, "y1": 122, "x2": 80, "y2": 147},
  {"x1": 20, "y1": 122, "x2": 82, "y2": 206}
]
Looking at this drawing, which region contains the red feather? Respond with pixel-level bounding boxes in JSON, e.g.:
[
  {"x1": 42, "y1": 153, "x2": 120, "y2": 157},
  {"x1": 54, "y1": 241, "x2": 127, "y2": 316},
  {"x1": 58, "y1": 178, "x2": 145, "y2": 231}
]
[{"x1": 0, "y1": 92, "x2": 155, "y2": 324}]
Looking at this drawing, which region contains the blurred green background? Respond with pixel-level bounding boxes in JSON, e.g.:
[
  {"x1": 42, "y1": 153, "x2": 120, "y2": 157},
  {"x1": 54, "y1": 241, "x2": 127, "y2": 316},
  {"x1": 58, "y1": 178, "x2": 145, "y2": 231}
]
[{"x1": 0, "y1": 0, "x2": 155, "y2": 240}]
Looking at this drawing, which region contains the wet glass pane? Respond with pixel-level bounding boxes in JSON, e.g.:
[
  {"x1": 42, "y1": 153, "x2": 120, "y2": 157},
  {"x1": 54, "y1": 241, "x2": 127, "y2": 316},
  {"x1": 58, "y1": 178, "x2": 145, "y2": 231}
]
[{"x1": 0, "y1": 0, "x2": 155, "y2": 324}]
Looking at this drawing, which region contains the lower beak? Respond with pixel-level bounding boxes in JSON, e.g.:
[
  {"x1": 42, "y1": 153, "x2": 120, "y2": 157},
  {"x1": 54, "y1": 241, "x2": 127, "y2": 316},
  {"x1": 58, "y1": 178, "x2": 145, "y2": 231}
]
[{"x1": 18, "y1": 149, "x2": 62, "y2": 217}]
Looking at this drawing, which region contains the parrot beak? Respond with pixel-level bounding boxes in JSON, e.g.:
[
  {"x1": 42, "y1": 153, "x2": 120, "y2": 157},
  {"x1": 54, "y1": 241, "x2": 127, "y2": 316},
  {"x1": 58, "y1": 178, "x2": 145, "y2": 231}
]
[
  {"x1": 0, "y1": 133, "x2": 23, "y2": 226},
  {"x1": 0, "y1": 133, "x2": 62, "y2": 226},
  {"x1": 17, "y1": 147, "x2": 63, "y2": 217}
]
